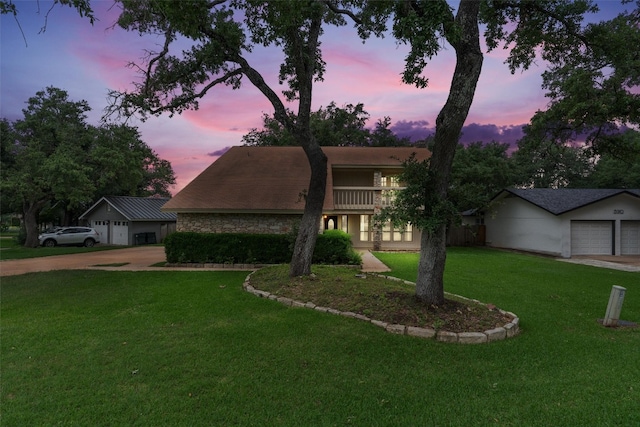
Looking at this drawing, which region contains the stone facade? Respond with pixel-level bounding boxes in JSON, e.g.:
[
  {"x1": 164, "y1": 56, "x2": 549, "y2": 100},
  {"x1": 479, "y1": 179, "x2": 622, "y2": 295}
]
[
  {"x1": 177, "y1": 213, "x2": 301, "y2": 234},
  {"x1": 372, "y1": 170, "x2": 382, "y2": 251}
]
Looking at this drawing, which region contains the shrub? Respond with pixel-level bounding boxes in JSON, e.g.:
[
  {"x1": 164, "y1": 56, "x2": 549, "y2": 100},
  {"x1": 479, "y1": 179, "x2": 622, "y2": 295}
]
[
  {"x1": 314, "y1": 229, "x2": 362, "y2": 265},
  {"x1": 165, "y1": 230, "x2": 361, "y2": 265}
]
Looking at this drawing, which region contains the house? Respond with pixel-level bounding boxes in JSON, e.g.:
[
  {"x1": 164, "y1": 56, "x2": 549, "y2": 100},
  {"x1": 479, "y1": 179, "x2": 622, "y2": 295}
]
[
  {"x1": 485, "y1": 188, "x2": 640, "y2": 258},
  {"x1": 80, "y1": 196, "x2": 177, "y2": 245},
  {"x1": 161, "y1": 146, "x2": 431, "y2": 250}
]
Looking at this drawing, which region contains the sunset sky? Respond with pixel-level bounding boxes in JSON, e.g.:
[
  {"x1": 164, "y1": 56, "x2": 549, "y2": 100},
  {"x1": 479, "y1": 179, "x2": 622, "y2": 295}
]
[{"x1": 0, "y1": 1, "x2": 628, "y2": 193}]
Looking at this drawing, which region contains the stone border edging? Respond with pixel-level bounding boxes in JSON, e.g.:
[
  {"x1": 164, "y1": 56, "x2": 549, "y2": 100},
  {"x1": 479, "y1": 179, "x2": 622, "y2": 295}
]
[{"x1": 243, "y1": 271, "x2": 520, "y2": 344}]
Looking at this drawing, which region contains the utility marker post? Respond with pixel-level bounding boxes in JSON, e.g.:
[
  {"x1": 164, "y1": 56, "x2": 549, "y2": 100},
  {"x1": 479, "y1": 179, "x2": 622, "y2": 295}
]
[{"x1": 603, "y1": 285, "x2": 626, "y2": 327}]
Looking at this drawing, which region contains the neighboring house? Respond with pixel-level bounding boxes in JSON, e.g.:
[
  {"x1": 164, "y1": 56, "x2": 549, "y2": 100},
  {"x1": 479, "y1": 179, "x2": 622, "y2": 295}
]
[
  {"x1": 80, "y1": 196, "x2": 177, "y2": 245},
  {"x1": 162, "y1": 146, "x2": 431, "y2": 250},
  {"x1": 485, "y1": 188, "x2": 640, "y2": 258}
]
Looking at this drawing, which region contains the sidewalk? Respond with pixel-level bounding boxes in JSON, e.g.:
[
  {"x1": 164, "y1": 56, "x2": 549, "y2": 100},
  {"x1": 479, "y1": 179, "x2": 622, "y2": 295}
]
[{"x1": 359, "y1": 250, "x2": 391, "y2": 273}]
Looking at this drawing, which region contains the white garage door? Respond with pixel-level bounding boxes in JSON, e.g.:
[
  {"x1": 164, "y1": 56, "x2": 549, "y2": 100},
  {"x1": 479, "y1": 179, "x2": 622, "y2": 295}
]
[
  {"x1": 112, "y1": 220, "x2": 129, "y2": 245},
  {"x1": 92, "y1": 220, "x2": 108, "y2": 244},
  {"x1": 621, "y1": 221, "x2": 640, "y2": 255},
  {"x1": 571, "y1": 221, "x2": 613, "y2": 255}
]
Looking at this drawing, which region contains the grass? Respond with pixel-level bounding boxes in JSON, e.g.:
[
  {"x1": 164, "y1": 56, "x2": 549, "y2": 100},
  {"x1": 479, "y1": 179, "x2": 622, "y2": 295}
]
[
  {"x1": 250, "y1": 265, "x2": 511, "y2": 332},
  {"x1": 0, "y1": 237, "x2": 128, "y2": 260},
  {"x1": 1, "y1": 248, "x2": 639, "y2": 426}
]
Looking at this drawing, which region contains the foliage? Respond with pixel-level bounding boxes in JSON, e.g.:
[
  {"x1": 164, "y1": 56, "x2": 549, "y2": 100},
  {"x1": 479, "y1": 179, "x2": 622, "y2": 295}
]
[
  {"x1": 571, "y1": 130, "x2": 640, "y2": 188},
  {"x1": 449, "y1": 141, "x2": 516, "y2": 212},
  {"x1": 376, "y1": 141, "x2": 514, "y2": 234},
  {"x1": 242, "y1": 102, "x2": 412, "y2": 147},
  {"x1": 312, "y1": 229, "x2": 361, "y2": 265},
  {"x1": 164, "y1": 232, "x2": 291, "y2": 264},
  {"x1": 357, "y1": 0, "x2": 639, "y2": 304},
  {"x1": 164, "y1": 230, "x2": 360, "y2": 265},
  {"x1": 2, "y1": 252, "x2": 638, "y2": 425},
  {"x1": 376, "y1": 154, "x2": 457, "y2": 234},
  {"x1": 0, "y1": 87, "x2": 176, "y2": 246},
  {"x1": 521, "y1": 1, "x2": 640, "y2": 156},
  {"x1": 512, "y1": 136, "x2": 593, "y2": 188},
  {"x1": 0, "y1": 0, "x2": 95, "y2": 24},
  {"x1": 512, "y1": 128, "x2": 640, "y2": 189},
  {"x1": 108, "y1": 0, "x2": 386, "y2": 277}
]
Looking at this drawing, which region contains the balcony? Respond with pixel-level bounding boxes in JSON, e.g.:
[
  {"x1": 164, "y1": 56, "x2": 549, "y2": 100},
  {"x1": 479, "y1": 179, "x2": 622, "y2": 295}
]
[{"x1": 333, "y1": 187, "x2": 401, "y2": 210}]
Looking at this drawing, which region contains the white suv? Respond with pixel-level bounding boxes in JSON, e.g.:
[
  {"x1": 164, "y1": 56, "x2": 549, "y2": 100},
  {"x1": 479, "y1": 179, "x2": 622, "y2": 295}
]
[{"x1": 38, "y1": 227, "x2": 100, "y2": 247}]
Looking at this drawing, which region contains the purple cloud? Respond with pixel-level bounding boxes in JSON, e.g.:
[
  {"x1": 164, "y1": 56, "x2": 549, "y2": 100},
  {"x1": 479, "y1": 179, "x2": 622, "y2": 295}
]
[{"x1": 208, "y1": 146, "x2": 232, "y2": 157}]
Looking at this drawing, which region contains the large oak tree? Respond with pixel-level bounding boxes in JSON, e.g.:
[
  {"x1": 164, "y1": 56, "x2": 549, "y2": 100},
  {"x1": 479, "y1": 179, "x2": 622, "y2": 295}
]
[
  {"x1": 364, "y1": 0, "x2": 639, "y2": 304},
  {"x1": 108, "y1": 0, "x2": 382, "y2": 277},
  {"x1": 1, "y1": 87, "x2": 176, "y2": 247}
]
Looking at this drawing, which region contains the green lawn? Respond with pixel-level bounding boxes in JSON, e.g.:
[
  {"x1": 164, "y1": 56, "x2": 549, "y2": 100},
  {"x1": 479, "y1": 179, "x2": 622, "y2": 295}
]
[
  {"x1": 0, "y1": 237, "x2": 130, "y2": 260},
  {"x1": 1, "y1": 248, "x2": 638, "y2": 426}
]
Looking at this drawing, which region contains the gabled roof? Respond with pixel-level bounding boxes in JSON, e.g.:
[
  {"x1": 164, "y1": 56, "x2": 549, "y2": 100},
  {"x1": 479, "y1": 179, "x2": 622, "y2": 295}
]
[
  {"x1": 493, "y1": 188, "x2": 640, "y2": 215},
  {"x1": 80, "y1": 196, "x2": 177, "y2": 221},
  {"x1": 162, "y1": 146, "x2": 430, "y2": 213}
]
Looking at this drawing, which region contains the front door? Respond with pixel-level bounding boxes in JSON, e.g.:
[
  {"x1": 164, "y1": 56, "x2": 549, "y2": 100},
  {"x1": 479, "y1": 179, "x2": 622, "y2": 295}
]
[{"x1": 324, "y1": 215, "x2": 338, "y2": 231}]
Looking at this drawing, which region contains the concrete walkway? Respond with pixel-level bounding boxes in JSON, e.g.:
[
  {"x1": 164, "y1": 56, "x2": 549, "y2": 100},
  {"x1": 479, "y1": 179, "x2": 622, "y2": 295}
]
[{"x1": 359, "y1": 250, "x2": 391, "y2": 272}]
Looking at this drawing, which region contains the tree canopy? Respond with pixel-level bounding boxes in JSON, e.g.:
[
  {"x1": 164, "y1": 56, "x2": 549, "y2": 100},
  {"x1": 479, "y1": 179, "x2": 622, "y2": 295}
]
[
  {"x1": 107, "y1": 0, "x2": 389, "y2": 277},
  {"x1": 242, "y1": 102, "x2": 412, "y2": 147},
  {"x1": 359, "y1": 0, "x2": 639, "y2": 304},
  {"x1": 1, "y1": 87, "x2": 175, "y2": 247}
]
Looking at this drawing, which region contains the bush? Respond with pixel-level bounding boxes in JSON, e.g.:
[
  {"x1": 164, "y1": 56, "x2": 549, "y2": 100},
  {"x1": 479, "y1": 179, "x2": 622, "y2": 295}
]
[
  {"x1": 314, "y1": 229, "x2": 362, "y2": 265},
  {"x1": 165, "y1": 230, "x2": 361, "y2": 265}
]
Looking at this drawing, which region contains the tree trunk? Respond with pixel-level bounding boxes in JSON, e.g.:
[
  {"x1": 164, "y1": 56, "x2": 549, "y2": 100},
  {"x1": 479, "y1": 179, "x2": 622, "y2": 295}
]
[
  {"x1": 289, "y1": 142, "x2": 327, "y2": 277},
  {"x1": 416, "y1": 0, "x2": 483, "y2": 305},
  {"x1": 23, "y1": 200, "x2": 44, "y2": 248}
]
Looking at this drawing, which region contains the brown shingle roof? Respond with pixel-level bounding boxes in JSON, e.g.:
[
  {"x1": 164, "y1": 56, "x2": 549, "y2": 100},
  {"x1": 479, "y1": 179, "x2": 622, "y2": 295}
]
[{"x1": 162, "y1": 146, "x2": 430, "y2": 213}]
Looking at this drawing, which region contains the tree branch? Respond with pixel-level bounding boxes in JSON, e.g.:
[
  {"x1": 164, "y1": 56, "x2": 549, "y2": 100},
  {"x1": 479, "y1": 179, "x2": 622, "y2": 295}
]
[{"x1": 320, "y1": 0, "x2": 362, "y2": 24}]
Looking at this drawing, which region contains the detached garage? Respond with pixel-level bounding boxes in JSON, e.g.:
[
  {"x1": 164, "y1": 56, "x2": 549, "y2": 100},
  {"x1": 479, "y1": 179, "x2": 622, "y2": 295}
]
[
  {"x1": 486, "y1": 189, "x2": 640, "y2": 258},
  {"x1": 79, "y1": 196, "x2": 177, "y2": 246}
]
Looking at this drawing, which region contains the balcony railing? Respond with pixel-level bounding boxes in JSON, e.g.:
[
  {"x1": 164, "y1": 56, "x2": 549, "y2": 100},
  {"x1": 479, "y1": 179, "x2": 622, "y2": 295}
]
[{"x1": 333, "y1": 187, "x2": 402, "y2": 210}]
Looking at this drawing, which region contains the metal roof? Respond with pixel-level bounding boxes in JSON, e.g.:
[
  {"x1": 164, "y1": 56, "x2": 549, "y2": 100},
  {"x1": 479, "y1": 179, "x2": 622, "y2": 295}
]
[
  {"x1": 80, "y1": 196, "x2": 177, "y2": 221},
  {"x1": 496, "y1": 188, "x2": 640, "y2": 215}
]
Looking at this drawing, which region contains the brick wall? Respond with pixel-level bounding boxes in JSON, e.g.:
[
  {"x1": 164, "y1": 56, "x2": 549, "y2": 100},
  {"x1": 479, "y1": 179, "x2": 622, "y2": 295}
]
[{"x1": 177, "y1": 213, "x2": 301, "y2": 234}]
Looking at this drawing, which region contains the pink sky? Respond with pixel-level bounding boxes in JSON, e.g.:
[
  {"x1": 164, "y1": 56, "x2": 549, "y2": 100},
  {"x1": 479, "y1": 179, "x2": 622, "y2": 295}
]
[{"x1": 1, "y1": 1, "x2": 626, "y2": 194}]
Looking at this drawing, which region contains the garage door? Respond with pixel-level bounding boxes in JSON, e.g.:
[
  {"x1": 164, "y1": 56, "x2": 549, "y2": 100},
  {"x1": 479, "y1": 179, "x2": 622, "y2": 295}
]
[
  {"x1": 621, "y1": 221, "x2": 640, "y2": 255},
  {"x1": 571, "y1": 221, "x2": 613, "y2": 255},
  {"x1": 92, "y1": 220, "x2": 108, "y2": 244},
  {"x1": 112, "y1": 220, "x2": 129, "y2": 245}
]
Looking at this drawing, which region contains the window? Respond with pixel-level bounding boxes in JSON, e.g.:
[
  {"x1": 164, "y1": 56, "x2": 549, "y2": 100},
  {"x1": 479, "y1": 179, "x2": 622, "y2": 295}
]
[
  {"x1": 360, "y1": 215, "x2": 370, "y2": 241},
  {"x1": 382, "y1": 221, "x2": 391, "y2": 241},
  {"x1": 381, "y1": 221, "x2": 413, "y2": 242},
  {"x1": 341, "y1": 215, "x2": 348, "y2": 233},
  {"x1": 404, "y1": 223, "x2": 413, "y2": 241},
  {"x1": 381, "y1": 175, "x2": 400, "y2": 187}
]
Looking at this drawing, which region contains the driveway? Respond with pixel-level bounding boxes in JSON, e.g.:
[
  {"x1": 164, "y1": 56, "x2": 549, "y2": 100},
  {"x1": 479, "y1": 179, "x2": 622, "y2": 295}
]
[
  {"x1": 558, "y1": 255, "x2": 640, "y2": 272},
  {"x1": 1, "y1": 246, "x2": 637, "y2": 277},
  {"x1": 0, "y1": 246, "x2": 191, "y2": 277}
]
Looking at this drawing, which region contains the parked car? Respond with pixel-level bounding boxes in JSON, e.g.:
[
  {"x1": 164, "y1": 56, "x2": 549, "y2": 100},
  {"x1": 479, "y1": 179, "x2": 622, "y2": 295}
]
[{"x1": 38, "y1": 227, "x2": 100, "y2": 247}]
